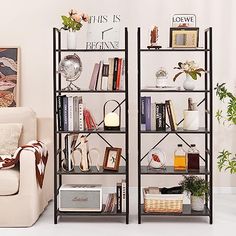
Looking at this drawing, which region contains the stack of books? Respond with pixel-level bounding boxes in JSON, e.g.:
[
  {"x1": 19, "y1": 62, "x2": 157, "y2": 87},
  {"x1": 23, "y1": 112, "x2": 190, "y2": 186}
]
[
  {"x1": 57, "y1": 95, "x2": 96, "y2": 131},
  {"x1": 141, "y1": 96, "x2": 177, "y2": 131},
  {"x1": 89, "y1": 57, "x2": 125, "y2": 91}
]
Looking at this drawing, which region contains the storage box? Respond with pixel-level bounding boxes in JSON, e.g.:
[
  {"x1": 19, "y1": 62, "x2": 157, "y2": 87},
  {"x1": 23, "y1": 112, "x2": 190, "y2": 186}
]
[{"x1": 143, "y1": 188, "x2": 183, "y2": 213}]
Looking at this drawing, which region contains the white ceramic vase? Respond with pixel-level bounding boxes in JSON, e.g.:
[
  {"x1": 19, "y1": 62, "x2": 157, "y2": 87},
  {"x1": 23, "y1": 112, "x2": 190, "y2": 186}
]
[
  {"x1": 67, "y1": 30, "x2": 77, "y2": 49},
  {"x1": 191, "y1": 195, "x2": 205, "y2": 211},
  {"x1": 183, "y1": 74, "x2": 195, "y2": 90},
  {"x1": 183, "y1": 110, "x2": 199, "y2": 130}
]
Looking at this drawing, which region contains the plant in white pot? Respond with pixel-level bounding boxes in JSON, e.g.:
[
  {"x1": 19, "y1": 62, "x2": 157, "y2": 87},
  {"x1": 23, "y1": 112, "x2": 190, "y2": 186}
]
[
  {"x1": 179, "y1": 176, "x2": 209, "y2": 211},
  {"x1": 173, "y1": 60, "x2": 205, "y2": 90},
  {"x1": 61, "y1": 9, "x2": 89, "y2": 49}
]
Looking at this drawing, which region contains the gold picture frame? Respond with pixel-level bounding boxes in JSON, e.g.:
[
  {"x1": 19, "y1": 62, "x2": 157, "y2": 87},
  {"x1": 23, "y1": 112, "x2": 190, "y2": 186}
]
[{"x1": 169, "y1": 27, "x2": 199, "y2": 48}]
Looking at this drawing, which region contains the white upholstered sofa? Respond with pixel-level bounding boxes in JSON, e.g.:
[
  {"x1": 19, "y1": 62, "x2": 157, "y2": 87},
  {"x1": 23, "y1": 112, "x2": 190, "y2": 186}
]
[{"x1": 0, "y1": 107, "x2": 53, "y2": 227}]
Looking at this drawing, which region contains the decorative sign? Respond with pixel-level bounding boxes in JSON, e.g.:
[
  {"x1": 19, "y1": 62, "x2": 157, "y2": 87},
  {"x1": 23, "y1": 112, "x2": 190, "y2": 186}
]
[
  {"x1": 172, "y1": 14, "x2": 196, "y2": 27},
  {"x1": 86, "y1": 14, "x2": 120, "y2": 50}
]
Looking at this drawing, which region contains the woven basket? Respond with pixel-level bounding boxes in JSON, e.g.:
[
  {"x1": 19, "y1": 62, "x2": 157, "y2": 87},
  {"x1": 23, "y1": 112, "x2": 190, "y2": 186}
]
[{"x1": 143, "y1": 188, "x2": 183, "y2": 213}]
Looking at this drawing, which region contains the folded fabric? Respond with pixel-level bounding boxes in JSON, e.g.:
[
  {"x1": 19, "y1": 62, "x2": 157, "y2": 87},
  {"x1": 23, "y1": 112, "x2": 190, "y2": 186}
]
[{"x1": 0, "y1": 140, "x2": 48, "y2": 188}]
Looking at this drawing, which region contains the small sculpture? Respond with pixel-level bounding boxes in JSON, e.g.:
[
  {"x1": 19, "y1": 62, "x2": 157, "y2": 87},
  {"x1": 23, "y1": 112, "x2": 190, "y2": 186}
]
[
  {"x1": 78, "y1": 136, "x2": 91, "y2": 171},
  {"x1": 148, "y1": 26, "x2": 162, "y2": 49},
  {"x1": 155, "y1": 67, "x2": 168, "y2": 88}
]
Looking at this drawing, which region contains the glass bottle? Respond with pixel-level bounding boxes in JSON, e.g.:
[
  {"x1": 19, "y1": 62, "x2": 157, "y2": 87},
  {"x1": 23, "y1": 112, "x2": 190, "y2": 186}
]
[
  {"x1": 187, "y1": 144, "x2": 200, "y2": 171},
  {"x1": 174, "y1": 144, "x2": 187, "y2": 170}
]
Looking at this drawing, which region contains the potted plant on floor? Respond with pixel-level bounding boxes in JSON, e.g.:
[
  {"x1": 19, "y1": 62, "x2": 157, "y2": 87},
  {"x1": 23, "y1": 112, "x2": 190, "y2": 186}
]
[{"x1": 179, "y1": 176, "x2": 209, "y2": 211}]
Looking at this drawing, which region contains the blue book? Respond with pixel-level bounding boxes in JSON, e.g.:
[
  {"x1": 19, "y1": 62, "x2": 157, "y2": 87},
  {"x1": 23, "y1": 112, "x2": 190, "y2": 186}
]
[
  {"x1": 141, "y1": 97, "x2": 146, "y2": 131},
  {"x1": 145, "y1": 96, "x2": 151, "y2": 131}
]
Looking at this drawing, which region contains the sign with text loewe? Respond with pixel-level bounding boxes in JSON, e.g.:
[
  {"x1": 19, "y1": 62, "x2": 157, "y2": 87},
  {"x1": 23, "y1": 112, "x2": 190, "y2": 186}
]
[{"x1": 172, "y1": 14, "x2": 196, "y2": 27}]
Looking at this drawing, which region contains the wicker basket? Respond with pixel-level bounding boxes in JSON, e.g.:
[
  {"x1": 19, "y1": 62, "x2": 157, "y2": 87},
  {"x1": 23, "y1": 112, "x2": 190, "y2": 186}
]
[{"x1": 143, "y1": 188, "x2": 183, "y2": 213}]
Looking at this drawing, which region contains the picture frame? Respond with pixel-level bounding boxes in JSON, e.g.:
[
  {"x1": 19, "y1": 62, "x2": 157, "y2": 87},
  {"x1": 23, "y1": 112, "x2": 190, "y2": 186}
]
[
  {"x1": 169, "y1": 27, "x2": 199, "y2": 48},
  {"x1": 103, "y1": 147, "x2": 122, "y2": 171},
  {"x1": 0, "y1": 47, "x2": 20, "y2": 107}
]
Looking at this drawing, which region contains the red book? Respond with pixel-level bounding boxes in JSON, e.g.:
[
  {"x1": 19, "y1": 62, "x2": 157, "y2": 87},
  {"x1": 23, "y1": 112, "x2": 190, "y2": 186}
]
[{"x1": 116, "y1": 58, "x2": 122, "y2": 90}]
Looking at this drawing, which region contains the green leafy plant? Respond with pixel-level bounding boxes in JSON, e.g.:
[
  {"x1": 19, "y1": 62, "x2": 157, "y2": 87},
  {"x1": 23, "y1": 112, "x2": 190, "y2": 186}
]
[
  {"x1": 61, "y1": 9, "x2": 88, "y2": 31},
  {"x1": 215, "y1": 83, "x2": 236, "y2": 174},
  {"x1": 215, "y1": 83, "x2": 236, "y2": 125},
  {"x1": 173, "y1": 60, "x2": 205, "y2": 81},
  {"x1": 179, "y1": 176, "x2": 209, "y2": 197}
]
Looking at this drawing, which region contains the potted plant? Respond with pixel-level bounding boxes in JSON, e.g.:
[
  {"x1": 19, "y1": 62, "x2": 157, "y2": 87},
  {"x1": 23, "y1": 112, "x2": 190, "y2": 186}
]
[
  {"x1": 61, "y1": 9, "x2": 89, "y2": 49},
  {"x1": 179, "y1": 176, "x2": 209, "y2": 211},
  {"x1": 173, "y1": 60, "x2": 205, "y2": 90},
  {"x1": 215, "y1": 83, "x2": 236, "y2": 173}
]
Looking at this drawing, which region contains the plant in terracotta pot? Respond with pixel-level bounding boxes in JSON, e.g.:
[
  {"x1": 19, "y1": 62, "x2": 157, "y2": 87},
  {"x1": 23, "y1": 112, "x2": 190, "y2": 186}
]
[
  {"x1": 173, "y1": 60, "x2": 205, "y2": 90},
  {"x1": 215, "y1": 83, "x2": 236, "y2": 173},
  {"x1": 179, "y1": 176, "x2": 209, "y2": 211}
]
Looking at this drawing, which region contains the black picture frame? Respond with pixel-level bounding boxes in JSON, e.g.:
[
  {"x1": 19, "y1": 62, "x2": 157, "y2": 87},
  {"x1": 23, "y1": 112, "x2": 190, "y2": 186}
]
[{"x1": 169, "y1": 27, "x2": 199, "y2": 48}]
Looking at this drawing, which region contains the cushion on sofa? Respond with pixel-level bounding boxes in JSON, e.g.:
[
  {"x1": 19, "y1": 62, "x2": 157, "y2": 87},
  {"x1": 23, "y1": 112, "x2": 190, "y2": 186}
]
[
  {"x1": 0, "y1": 123, "x2": 22, "y2": 155},
  {"x1": 0, "y1": 167, "x2": 19, "y2": 195}
]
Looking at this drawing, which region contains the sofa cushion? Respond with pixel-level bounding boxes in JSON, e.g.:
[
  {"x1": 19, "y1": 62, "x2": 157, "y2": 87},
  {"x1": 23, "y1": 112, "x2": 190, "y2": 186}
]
[
  {"x1": 0, "y1": 167, "x2": 19, "y2": 195},
  {"x1": 0, "y1": 123, "x2": 22, "y2": 155}
]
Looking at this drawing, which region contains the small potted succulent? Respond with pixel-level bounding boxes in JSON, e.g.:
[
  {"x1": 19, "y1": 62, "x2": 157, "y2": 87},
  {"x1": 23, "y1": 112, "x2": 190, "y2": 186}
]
[
  {"x1": 179, "y1": 176, "x2": 209, "y2": 211},
  {"x1": 155, "y1": 67, "x2": 168, "y2": 88}
]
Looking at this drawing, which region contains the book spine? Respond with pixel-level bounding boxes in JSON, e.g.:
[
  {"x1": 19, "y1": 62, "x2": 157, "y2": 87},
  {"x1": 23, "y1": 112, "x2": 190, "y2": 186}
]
[
  {"x1": 68, "y1": 96, "x2": 74, "y2": 131},
  {"x1": 89, "y1": 63, "x2": 100, "y2": 90},
  {"x1": 57, "y1": 96, "x2": 63, "y2": 131},
  {"x1": 112, "y1": 57, "x2": 119, "y2": 90},
  {"x1": 121, "y1": 179, "x2": 126, "y2": 212},
  {"x1": 101, "y1": 64, "x2": 109, "y2": 90},
  {"x1": 151, "y1": 102, "x2": 156, "y2": 131},
  {"x1": 162, "y1": 103, "x2": 166, "y2": 130},
  {"x1": 116, "y1": 183, "x2": 122, "y2": 213},
  {"x1": 156, "y1": 103, "x2": 165, "y2": 131},
  {"x1": 108, "y1": 58, "x2": 114, "y2": 90},
  {"x1": 145, "y1": 96, "x2": 151, "y2": 131},
  {"x1": 116, "y1": 58, "x2": 122, "y2": 90},
  {"x1": 141, "y1": 97, "x2": 146, "y2": 131},
  {"x1": 95, "y1": 60, "x2": 103, "y2": 90},
  {"x1": 119, "y1": 58, "x2": 125, "y2": 91},
  {"x1": 78, "y1": 97, "x2": 84, "y2": 131},
  {"x1": 165, "y1": 100, "x2": 174, "y2": 131},
  {"x1": 62, "y1": 96, "x2": 68, "y2": 131},
  {"x1": 73, "y1": 96, "x2": 79, "y2": 131},
  {"x1": 169, "y1": 100, "x2": 177, "y2": 130}
]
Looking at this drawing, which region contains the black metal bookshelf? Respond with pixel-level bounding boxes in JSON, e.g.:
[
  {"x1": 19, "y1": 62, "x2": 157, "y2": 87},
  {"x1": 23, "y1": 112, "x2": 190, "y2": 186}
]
[
  {"x1": 137, "y1": 27, "x2": 213, "y2": 224},
  {"x1": 53, "y1": 28, "x2": 129, "y2": 224}
]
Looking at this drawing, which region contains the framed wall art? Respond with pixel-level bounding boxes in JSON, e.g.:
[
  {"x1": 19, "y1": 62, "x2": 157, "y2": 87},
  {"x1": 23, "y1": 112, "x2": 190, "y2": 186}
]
[
  {"x1": 0, "y1": 47, "x2": 20, "y2": 107},
  {"x1": 103, "y1": 147, "x2": 122, "y2": 171},
  {"x1": 169, "y1": 27, "x2": 199, "y2": 48}
]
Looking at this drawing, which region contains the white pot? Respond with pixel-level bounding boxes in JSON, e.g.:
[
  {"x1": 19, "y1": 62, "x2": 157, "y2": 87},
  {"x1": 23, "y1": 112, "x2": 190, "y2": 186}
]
[
  {"x1": 183, "y1": 74, "x2": 195, "y2": 90},
  {"x1": 67, "y1": 30, "x2": 77, "y2": 49},
  {"x1": 183, "y1": 110, "x2": 199, "y2": 130},
  {"x1": 191, "y1": 195, "x2": 205, "y2": 211}
]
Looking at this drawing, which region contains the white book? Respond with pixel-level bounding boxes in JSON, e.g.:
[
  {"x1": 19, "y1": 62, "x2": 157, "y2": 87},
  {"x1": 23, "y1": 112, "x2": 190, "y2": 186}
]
[
  {"x1": 78, "y1": 96, "x2": 84, "y2": 131},
  {"x1": 68, "y1": 96, "x2": 74, "y2": 131},
  {"x1": 151, "y1": 102, "x2": 156, "y2": 131},
  {"x1": 119, "y1": 58, "x2": 125, "y2": 91},
  {"x1": 101, "y1": 77, "x2": 108, "y2": 90},
  {"x1": 96, "y1": 60, "x2": 103, "y2": 90},
  {"x1": 121, "y1": 179, "x2": 126, "y2": 212}
]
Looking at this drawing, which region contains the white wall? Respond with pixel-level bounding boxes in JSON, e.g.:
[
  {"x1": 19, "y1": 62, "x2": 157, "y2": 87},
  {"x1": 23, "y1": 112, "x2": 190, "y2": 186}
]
[{"x1": 1, "y1": 0, "x2": 236, "y2": 187}]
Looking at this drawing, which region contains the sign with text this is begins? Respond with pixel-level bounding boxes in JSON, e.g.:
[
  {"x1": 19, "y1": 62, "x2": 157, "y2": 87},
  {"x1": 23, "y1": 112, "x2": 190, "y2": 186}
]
[
  {"x1": 172, "y1": 14, "x2": 196, "y2": 27},
  {"x1": 86, "y1": 14, "x2": 121, "y2": 50}
]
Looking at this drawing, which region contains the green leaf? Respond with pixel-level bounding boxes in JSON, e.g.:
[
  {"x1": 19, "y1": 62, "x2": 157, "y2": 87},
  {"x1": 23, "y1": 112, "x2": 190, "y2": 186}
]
[{"x1": 188, "y1": 72, "x2": 197, "y2": 80}]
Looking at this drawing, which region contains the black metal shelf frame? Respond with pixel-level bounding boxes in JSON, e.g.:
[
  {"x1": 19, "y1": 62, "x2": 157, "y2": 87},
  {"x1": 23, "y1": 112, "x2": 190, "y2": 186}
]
[
  {"x1": 137, "y1": 27, "x2": 213, "y2": 224},
  {"x1": 53, "y1": 28, "x2": 129, "y2": 224}
]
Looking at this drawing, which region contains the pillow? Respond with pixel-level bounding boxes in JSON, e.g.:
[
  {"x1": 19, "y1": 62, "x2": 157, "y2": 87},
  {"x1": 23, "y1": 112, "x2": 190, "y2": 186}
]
[{"x1": 0, "y1": 123, "x2": 22, "y2": 155}]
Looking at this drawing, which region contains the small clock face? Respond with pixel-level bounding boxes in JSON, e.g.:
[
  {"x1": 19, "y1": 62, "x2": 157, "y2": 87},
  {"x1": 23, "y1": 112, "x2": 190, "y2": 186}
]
[{"x1": 86, "y1": 14, "x2": 120, "y2": 50}]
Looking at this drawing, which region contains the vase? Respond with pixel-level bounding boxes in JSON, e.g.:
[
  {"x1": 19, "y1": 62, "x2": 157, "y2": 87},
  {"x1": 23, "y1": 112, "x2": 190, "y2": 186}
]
[
  {"x1": 67, "y1": 30, "x2": 77, "y2": 49},
  {"x1": 183, "y1": 74, "x2": 195, "y2": 90},
  {"x1": 183, "y1": 110, "x2": 199, "y2": 130},
  {"x1": 191, "y1": 195, "x2": 205, "y2": 211}
]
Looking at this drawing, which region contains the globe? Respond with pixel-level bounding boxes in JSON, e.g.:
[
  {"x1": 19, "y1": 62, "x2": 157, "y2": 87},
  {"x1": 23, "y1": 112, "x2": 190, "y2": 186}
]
[{"x1": 58, "y1": 54, "x2": 82, "y2": 90}]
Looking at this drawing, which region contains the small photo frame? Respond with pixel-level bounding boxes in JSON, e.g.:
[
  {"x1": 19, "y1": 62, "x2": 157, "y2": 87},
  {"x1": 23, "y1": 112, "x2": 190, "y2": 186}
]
[
  {"x1": 103, "y1": 147, "x2": 122, "y2": 171},
  {"x1": 169, "y1": 27, "x2": 199, "y2": 48}
]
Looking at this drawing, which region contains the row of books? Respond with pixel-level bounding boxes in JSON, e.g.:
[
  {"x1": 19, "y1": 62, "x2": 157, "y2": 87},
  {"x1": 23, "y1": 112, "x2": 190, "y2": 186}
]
[
  {"x1": 57, "y1": 95, "x2": 96, "y2": 131},
  {"x1": 141, "y1": 96, "x2": 177, "y2": 131},
  {"x1": 104, "y1": 180, "x2": 126, "y2": 213},
  {"x1": 89, "y1": 57, "x2": 125, "y2": 91}
]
